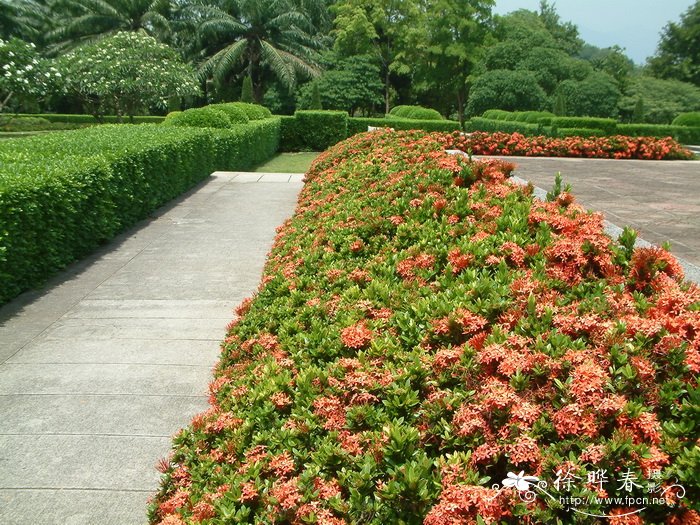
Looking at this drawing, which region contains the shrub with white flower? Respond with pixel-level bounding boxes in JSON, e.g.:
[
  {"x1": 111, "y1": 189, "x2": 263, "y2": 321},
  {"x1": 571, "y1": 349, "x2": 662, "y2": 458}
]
[
  {"x1": 57, "y1": 31, "x2": 201, "y2": 120},
  {"x1": 0, "y1": 38, "x2": 62, "y2": 113}
]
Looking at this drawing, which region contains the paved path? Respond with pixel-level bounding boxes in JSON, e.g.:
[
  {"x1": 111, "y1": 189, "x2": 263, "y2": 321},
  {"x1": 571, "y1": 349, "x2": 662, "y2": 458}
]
[
  {"x1": 489, "y1": 156, "x2": 700, "y2": 267},
  {"x1": 0, "y1": 172, "x2": 303, "y2": 525}
]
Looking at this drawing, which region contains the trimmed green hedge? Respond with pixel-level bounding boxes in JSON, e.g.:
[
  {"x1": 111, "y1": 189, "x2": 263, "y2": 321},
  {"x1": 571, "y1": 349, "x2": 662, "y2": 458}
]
[
  {"x1": 550, "y1": 117, "x2": 618, "y2": 134},
  {"x1": 672, "y1": 112, "x2": 700, "y2": 127},
  {"x1": 163, "y1": 107, "x2": 232, "y2": 129},
  {"x1": 480, "y1": 110, "x2": 554, "y2": 125},
  {"x1": 466, "y1": 117, "x2": 543, "y2": 136},
  {"x1": 12, "y1": 113, "x2": 165, "y2": 124},
  {"x1": 348, "y1": 117, "x2": 461, "y2": 135},
  {"x1": 557, "y1": 127, "x2": 606, "y2": 138},
  {"x1": 389, "y1": 105, "x2": 444, "y2": 120},
  {"x1": 224, "y1": 102, "x2": 273, "y2": 120},
  {"x1": 0, "y1": 119, "x2": 281, "y2": 304},
  {"x1": 208, "y1": 104, "x2": 250, "y2": 125},
  {"x1": 280, "y1": 111, "x2": 349, "y2": 152},
  {"x1": 615, "y1": 124, "x2": 700, "y2": 144},
  {"x1": 280, "y1": 111, "x2": 461, "y2": 151}
]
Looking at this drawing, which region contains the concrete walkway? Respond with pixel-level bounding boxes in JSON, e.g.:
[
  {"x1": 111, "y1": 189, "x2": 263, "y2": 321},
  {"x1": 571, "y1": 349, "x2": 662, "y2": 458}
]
[
  {"x1": 489, "y1": 156, "x2": 700, "y2": 267},
  {"x1": 0, "y1": 172, "x2": 303, "y2": 525}
]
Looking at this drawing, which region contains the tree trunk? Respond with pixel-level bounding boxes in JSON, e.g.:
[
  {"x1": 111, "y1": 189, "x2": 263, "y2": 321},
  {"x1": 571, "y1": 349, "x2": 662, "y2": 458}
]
[
  {"x1": 456, "y1": 90, "x2": 464, "y2": 129},
  {"x1": 384, "y1": 70, "x2": 390, "y2": 115},
  {"x1": 0, "y1": 91, "x2": 13, "y2": 116}
]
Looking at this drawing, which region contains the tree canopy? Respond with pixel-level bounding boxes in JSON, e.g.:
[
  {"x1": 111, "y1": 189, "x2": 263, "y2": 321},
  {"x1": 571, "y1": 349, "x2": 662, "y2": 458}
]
[
  {"x1": 648, "y1": 1, "x2": 700, "y2": 86},
  {"x1": 3, "y1": 0, "x2": 700, "y2": 122}
]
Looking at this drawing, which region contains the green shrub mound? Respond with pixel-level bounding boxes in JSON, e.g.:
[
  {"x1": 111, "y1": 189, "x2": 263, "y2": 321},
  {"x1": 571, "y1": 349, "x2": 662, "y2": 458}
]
[
  {"x1": 550, "y1": 116, "x2": 618, "y2": 134},
  {"x1": 226, "y1": 102, "x2": 273, "y2": 120},
  {"x1": 0, "y1": 119, "x2": 281, "y2": 304},
  {"x1": 672, "y1": 111, "x2": 700, "y2": 127},
  {"x1": 389, "y1": 105, "x2": 444, "y2": 120},
  {"x1": 481, "y1": 109, "x2": 511, "y2": 120},
  {"x1": 163, "y1": 107, "x2": 232, "y2": 129},
  {"x1": 151, "y1": 130, "x2": 699, "y2": 524},
  {"x1": 209, "y1": 104, "x2": 251, "y2": 125}
]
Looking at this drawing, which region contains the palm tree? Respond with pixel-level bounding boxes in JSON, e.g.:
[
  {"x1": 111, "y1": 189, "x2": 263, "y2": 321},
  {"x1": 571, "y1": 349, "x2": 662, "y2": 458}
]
[
  {"x1": 191, "y1": 0, "x2": 325, "y2": 102},
  {"x1": 1, "y1": 0, "x2": 50, "y2": 43},
  {"x1": 46, "y1": 0, "x2": 172, "y2": 52}
]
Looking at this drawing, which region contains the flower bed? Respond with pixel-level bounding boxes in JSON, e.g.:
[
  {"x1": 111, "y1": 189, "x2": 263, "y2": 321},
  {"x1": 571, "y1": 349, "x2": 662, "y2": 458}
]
[
  {"x1": 448, "y1": 131, "x2": 694, "y2": 160},
  {"x1": 151, "y1": 130, "x2": 699, "y2": 524}
]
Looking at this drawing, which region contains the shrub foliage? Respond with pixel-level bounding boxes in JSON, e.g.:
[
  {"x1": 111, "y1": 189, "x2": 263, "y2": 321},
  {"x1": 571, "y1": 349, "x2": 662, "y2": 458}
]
[
  {"x1": 151, "y1": 130, "x2": 699, "y2": 524},
  {"x1": 390, "y1": 105, "x2": 444, "y2": 121},
  {"x1": 0, "y1": 119, "x2": 280, "y2": 303}
]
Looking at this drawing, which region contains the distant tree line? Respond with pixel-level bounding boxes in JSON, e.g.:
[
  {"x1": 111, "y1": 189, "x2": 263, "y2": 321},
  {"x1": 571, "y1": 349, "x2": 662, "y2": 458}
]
[{"x1": 1, "y1": 0, "x2": 699, "y2": 123}]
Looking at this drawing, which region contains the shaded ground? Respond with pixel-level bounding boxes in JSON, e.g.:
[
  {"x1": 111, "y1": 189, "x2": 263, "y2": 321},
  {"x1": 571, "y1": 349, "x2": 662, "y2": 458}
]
[
  {"x1": 487, "y1": 156, "x2": 700, "y2": 267},
  {"x1": 0, "y1": 172, "x2": 303, "y2": 525}
]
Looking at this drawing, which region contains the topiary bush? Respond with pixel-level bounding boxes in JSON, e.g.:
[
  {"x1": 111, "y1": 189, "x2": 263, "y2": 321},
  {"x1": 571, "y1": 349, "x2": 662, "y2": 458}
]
[
  {"x1": 282, "y1": 110, "x2": 349, "y2": 151},
  {"x1": 389, "y1": 105, "x2": 444, "y2": 121},
  {"x1": 162, "y1": 107, "x2": 232, "y2": 129},
  {"x1": 481, "y1": 109, "x2": 512, "y2": 120},
  {"x1": 208, "y1": 104, "x2": 251, "y2": 125},
  {"x1": 672, "y1": 112, "x2": 700, "y2": 127},
  {"x1": 225, "y1": 102, "x2": 273, "y2": 120}
]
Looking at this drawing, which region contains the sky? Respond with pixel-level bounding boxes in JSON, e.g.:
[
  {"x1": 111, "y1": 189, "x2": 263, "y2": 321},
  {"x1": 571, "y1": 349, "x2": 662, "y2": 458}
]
[{"x1": 492, "y1": 0, "x2": 695, "y2": 64}]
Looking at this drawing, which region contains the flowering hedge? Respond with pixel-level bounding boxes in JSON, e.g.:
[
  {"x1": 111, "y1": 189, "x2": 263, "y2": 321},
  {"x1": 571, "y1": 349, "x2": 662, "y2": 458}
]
[
  {"x1": 449, "y1": 131, "x2": 694, "y2": 160},
  {"x1": 151, "y1": 130, "x2": 699, "y2": 524}
]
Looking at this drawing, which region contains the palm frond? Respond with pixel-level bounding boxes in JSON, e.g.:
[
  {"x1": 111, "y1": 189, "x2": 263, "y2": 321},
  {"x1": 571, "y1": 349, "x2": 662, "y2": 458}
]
[
  {"x1": 260, "y1": 39, "x2": 297, "y2": 88},
  {"x1": 198, "y1": 38, "x2": 247, "y2": 83}
]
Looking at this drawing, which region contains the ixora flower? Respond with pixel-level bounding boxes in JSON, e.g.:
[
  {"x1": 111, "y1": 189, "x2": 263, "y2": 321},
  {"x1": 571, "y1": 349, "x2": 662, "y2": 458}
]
[
  {"x1": 150, "y1": 130, "x2": 699, "y2": 525},
  {"x1": 501, "y1": 471, "x2": 540, "y2": 492}
]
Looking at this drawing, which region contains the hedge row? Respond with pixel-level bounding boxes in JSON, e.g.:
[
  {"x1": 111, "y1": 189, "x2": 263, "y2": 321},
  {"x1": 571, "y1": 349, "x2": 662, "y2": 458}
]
[
  {"x1": 0, "y1": 118, "x2": 280, "y2": 304},
  {"x1": 471, "y1": 114, "x2": 700, "y2": 143},
  {"x1": 11, "y1": 113, "x2": 165, "y2": 124},
  {"x1": 280, "y1": 110, "x2": 461, "y2": 151},
  {"x1": 481, "y1": 109, "x2": 555, "y2": 124},
  {"x1": 672, "y1": 112, "x2": 700, "y2": 127},
  {"x1": 151, "y1": 129, "x2": 700, "y2": 524},
  {"x1": 466, "y1": 117, "x2": 542, "y2": 136},
  {"x1": 617, "y1": 124, "x2": 700, "y2": 145}
]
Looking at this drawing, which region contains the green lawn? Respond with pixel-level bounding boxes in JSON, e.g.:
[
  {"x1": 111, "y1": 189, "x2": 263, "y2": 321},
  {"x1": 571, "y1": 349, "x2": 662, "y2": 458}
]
[{"x1": 253, "y1": 152, "x2": 320, "y2": 173}]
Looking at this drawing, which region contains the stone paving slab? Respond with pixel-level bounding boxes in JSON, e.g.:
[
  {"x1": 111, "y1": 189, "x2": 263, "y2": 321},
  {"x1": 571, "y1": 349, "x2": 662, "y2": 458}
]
[
  {"x1": 0, "y1": 172, "x2": 302, "y2": 525},
  {"x1": 486, "y1": 156, "x2": 700, "y2": 267}
]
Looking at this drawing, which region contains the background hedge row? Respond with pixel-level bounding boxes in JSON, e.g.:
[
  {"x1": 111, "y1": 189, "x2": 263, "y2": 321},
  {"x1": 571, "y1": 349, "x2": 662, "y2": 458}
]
[
  {"x1": 280, "y1": 110, "x2": 461, "y2": 151},
  {"x1": 470, "y1": 111, "x2": 700, "y2": 143},
  {"x1": 0, "y1": 118, "x2": 280, "y2": 304}
]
